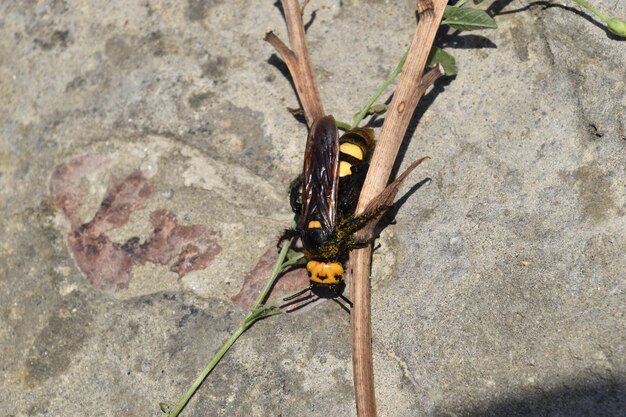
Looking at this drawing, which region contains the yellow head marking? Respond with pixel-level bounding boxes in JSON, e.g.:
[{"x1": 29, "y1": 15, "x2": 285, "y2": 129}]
[
  {"x1": 340, "y1": 142, "x2": 364, "y2": 160},
  {"x1": 307, "y1": 260, "x2": 344, "y2": 285},
  {"x1": 307, "y1": 220, "x2": 322, "y2": 229},
  {"x1": 339, "y1": 161, "x2": 353, "y2": 177}
]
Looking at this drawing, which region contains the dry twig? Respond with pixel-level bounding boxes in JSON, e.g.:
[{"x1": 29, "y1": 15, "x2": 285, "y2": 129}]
[
  {"x1": 264, "y1": 0, "x2": 324, "y2": 127},
  {"x1": 349, "y1": 1, "x2": 448, "y2": 416}
]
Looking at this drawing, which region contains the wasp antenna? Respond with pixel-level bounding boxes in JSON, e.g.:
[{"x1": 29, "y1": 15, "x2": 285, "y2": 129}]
[
  {"x1": 338, "y1": 293, "x2": 353, "y2": 308},
  {"x1": 283, "y1": 284, "x2": 313, "y2": 301}
]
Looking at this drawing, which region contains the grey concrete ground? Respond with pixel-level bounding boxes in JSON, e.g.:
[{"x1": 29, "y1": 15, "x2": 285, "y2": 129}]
[{"x1": 1, "y1": 0, "x2": 624, "y2": 416}]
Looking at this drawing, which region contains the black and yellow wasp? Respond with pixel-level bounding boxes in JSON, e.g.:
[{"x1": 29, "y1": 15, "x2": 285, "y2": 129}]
[{"x1": 283, "y1": 115, "x2": 386, "y2": 298}]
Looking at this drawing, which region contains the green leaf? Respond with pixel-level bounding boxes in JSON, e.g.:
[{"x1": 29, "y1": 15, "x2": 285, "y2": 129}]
[
  {"x1": 159, "y1": 402, "x2": 170, "y2": 413},
  {"x1": 427, "y1": 47, "x2": 458, "y2": 76},
  {"x1": 443, "y1": 6, "x2": 497, "y2": 31}
]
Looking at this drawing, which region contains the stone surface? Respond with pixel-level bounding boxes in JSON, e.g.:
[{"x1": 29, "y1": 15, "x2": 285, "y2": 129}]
[{"x1": 0, "y1": 0, "x2": 623, "y2": 416}]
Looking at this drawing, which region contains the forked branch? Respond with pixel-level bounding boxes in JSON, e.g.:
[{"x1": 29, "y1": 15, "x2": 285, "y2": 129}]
[
  {"x1": 349, "y1": 1, "x2": 448, "y2": 417},
  {"x1": 265, "y1": 0, "x2": 324, "y2": 127}
]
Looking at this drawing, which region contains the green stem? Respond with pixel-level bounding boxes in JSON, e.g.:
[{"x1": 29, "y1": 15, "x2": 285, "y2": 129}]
[
  {"x1": 350, "y1": 49, "x2": 408, "y2": 129},
  {"x1": 279, "y1": 254, "x2": 306, "y2": 271},
  {"x1": 252, "y1": 238, "x2": 293, "y2": 309},
  {"x1": 570, "y1": 0, "x2": 609, "y2": 22},
  {"x1": 165, "y1": 235, "x2": 294, "y2": 416},
  {"x1": 166, "y1": 325, "x2": 247, "y2": 417},
  {"x1": 335, "y1": 120, "x2": 352, "y2": 131}
]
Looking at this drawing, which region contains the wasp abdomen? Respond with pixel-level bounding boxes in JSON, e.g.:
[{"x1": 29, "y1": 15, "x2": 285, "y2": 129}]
[
  {"x1": 302, "y1": 224, "x2": 331, "y2": 251},
  {"x1": 338, "y1": 128, "x2": 373, "y2": 178}
]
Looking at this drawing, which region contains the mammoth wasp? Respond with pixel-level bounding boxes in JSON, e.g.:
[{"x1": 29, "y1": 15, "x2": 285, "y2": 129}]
[{"x1": 282, "y1": 115, "x2": 388, "y2": 299}]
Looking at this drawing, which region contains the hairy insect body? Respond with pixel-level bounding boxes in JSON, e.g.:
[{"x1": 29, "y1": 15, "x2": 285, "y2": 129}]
[{"x1": 287, "y1": 115, "x2": 376, "y2": 296}]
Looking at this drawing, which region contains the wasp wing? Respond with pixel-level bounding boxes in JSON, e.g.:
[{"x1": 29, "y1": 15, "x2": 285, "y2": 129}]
[{"x1": 300, "y1": 115, "x2": 339, "y2": 232}]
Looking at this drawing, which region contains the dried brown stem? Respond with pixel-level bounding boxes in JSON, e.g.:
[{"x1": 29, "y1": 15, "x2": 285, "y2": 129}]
[
  {"x1": 349, "y1": 1, "x2": 448, "y2": 417},
  {"x1": 357, "y1": 156, "x2": 432, "y2": 241},
  {"x1": 264, "y1": 0, "x2": 324, "y2": 127}
]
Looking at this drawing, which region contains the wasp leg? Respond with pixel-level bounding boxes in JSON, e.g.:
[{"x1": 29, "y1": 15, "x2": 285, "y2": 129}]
[
  {"x1": 338, "y1": 204, "x2": 390, "y2": 237},
  {"x1": 341, "y1": 234, "x2": 378, "y2": 252},
  {"x1": 349, "y1": 237, "x2": 374, "y2": 249},
  {"x1": 283, "y1": 284, "x2": 313, "y2": 301},
  {"x1": 288, "y1": 175, "x2": 303, "y2": 214},
  {"x1": 277, "y1": 227, "x2": 300, "y2": 247}
]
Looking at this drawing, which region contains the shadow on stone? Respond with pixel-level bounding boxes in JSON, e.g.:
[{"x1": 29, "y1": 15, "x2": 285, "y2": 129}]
[{"x1": 435, "y1": 378, "x2": 625, "y2": 417}]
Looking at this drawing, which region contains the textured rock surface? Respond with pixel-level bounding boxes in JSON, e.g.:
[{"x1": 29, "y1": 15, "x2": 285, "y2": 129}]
[{"x1": 0, "y1": 0, "x2": 623, "y2": 416}]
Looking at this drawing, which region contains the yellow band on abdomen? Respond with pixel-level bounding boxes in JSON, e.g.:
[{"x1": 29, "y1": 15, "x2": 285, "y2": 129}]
[
  {"x1": 339, "y1": 160, "x2": 352, "y2": 177},
  {"x1": 340, "y1": 142, "x2": 364, "y2": 160}
]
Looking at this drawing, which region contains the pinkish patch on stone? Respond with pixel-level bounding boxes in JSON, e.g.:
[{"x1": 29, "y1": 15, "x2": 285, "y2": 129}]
[
  {"x1": 50, "y1": 154, "x2": 112, "y2": 226},
  {"x1": 142, "y1": 210, "x2": 220, "y2": 276},
  {"x1": 50, "y1": 155, "x2": 221, "y2": 292},
  {"x1": 231, "y1": 246, "x2": 308, "y2": 309}
]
